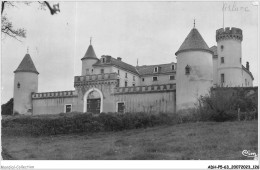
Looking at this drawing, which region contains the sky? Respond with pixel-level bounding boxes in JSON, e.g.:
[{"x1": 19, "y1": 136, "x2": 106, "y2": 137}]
[{"x1": 1, "y1": 1, "x2": 258, "y2": 104}]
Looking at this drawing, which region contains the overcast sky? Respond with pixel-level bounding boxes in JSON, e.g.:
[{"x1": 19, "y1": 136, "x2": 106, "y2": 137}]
[{"x1": 1, "y1": 1, "x2": 258, "y2": 104}]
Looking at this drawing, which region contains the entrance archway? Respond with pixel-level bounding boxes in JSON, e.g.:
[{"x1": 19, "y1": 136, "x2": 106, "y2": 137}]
[{"x1": 83, "y1": 88, "x2": 103, "y2": 113}]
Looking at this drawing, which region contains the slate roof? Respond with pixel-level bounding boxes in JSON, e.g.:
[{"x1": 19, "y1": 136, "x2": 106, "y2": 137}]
[
  {"x1": 81, "y1": 45, "x2": 98, "y2": 60},
  {"x1": 14, "y1": 53, "x2": 39, "y2": 74},
  {"x1": 93, "y1": 56, "x2": 139, "y2": 75},
  {"x1": 136, "y1": 63, "x2": 176, "y2": 76},
  {"x1": 175, "y1": 28, "x2": 213, "y2": 55},
  {"x1": 210, "y1": 46, "x2": 218, "y2": 58}
]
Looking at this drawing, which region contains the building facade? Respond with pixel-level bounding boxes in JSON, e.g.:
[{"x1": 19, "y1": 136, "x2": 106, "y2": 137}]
[{"x1": 13, "y1": 26, "x2": 254, "y2": 115}]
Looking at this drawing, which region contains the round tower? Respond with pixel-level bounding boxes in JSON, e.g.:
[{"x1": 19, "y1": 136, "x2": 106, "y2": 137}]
[
  {"x1": 176, "y1": 27, "x2": 213, "y2": 111},
  {"x1": 216, "y1": 27, "x2": 243, "y2": 87},
  {"x1": 13, "y1": 52, "x2": 39, "y2": 115},
  {"x1": 81, "y1": 41, "x2": 99, "y2": 75}
]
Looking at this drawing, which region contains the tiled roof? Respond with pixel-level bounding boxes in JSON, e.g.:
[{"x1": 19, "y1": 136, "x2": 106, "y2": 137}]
[
  {"x1": 14, "y1": 53, "x2": 39, "y2": 74},
  {"x1": 93, "y1": 56, "x2": 139, "y2": 75},
  {"x1": 210, "y1": 46, "x2": 218, "y2": 58},
  {"x1": 175, "y1": 28, "x2": 213, "y2": 55},
  {"x1": 242, "y1": 65, "x2": 254, "y2": 80},
  {"x1": 81, "y1": 45, "x2": 98, "y2": 60},
  {"x1": 136, "y1": 63, "x2": 176, "y2": 76}
]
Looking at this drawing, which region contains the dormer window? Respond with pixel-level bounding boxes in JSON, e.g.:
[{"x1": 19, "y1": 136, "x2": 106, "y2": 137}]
[
  {"x1": 171, "y1": 65, "x2": 175, "y2": 70},
  {"x1": 185, "y1": 65, "x2": 191, "y2": 75},
  {"x1": 102, "y1": 57, "x2": 105, "y2": 63},
  {"x1": 154, "y1": 67, "x2": 158, "y2": 73}
]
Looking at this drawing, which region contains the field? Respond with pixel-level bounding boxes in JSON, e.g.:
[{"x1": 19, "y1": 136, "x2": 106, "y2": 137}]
[{"x1": 2, "y1": 120, "x2": 257, "y2": 160}]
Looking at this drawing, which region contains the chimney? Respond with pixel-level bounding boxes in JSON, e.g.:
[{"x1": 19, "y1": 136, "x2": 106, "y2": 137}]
[
  {"x1": 117, "y1": 57, "x2": 122, "y2": 61},
  {"x1": 246, "y1": 62, "x2": 249, "y2": 70}
]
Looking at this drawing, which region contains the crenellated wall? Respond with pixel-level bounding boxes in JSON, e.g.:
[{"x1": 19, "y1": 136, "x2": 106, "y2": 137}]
[{"x1": 32, "y1": 90, "x2": 80, "y2": 115}]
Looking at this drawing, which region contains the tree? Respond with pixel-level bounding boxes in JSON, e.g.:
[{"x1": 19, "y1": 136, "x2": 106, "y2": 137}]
[
  {"x1": 1, "y1": 98, "x2": 13, "y2": 115},
  {"x1": 1, "y1": 1, "x2": 60, "y2": 41}
]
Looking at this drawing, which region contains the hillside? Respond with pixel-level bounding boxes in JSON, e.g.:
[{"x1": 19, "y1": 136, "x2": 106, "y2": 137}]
[{"x1": 2, "y1": 120, "x2": 257, "y2": 160}]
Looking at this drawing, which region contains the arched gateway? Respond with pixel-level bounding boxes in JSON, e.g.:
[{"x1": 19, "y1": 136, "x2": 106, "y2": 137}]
[{"x1": 83, "y1": 88, "x2": 103, "y2": 113}]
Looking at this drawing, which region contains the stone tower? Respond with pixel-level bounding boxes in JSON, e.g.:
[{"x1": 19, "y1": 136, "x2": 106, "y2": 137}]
[
  {"x1": 216, "y1": 27, "x2": 243, "y2": 87},
  {"x1": 13, "y1": 52, "x2": 39, "y2": 115},
  {"x1": 175, "y1": 27, "x2": 213, "y2": 111},
  {"x1": 81, "y1": 42, "x2": 99, "y2": 76}
]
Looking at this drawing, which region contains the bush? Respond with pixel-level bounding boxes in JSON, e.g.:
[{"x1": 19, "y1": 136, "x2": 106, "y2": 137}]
[
  {"x1": 1, "y1": 98, "x2": 13, "y2": 115},
  {"x1": 196, "y1": 87, "x2": 258, "y2": 122},
  {"x1": 2, "y1": 112, "x2": 179, "y2": 136}
]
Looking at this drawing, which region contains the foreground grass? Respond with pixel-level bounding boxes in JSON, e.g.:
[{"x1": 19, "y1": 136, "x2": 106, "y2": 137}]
[{"x1": 2, "y1": 120, "x2": 257, "y2": 160}]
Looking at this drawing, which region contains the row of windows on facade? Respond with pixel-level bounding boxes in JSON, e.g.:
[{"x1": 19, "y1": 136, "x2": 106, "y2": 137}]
[
  {"x1": 119, "y1": 75, "x2": 175, "y2": 87},
  {"x1": 220, "y1": 73, "x2": 250, "y2": 86},
  {"x1": 220, "y1": 57, "x2": 242, "y2": 64}
]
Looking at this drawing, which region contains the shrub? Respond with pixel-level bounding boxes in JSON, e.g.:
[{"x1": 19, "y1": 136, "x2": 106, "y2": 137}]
[
  {"x1": 2, "y1": 112, "x2": 179, "y2": 136},
  {"x1": 196, "y1": 87, "x2": 258, "y2": 122},
  {"x1": 1, "y1": 98, "x2": 13, "y2": 115}
]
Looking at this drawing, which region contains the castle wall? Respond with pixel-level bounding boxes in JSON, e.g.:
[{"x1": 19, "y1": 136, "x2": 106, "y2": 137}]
[
  {"x1": 114, "y1": 84, "x2": 176, "y2": 113},
  {"x1": 32, "y1": 91, "x2": 81, "y2": 115}
]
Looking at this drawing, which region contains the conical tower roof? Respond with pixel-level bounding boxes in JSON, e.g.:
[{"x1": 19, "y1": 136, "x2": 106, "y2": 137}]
[
  {"x1": 14, "y1": 53, "x2": 39, "y2": 74},
  {"x1": 81, "y1": 44, "x2": 98, "y2": 60},
  {"x1": 175, "y1": 28, "x2": 213, "y2": 55}
]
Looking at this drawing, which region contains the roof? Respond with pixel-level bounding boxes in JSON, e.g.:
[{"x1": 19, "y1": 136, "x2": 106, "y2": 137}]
[
  {"x1": 242, "y1": 65, "x2": 254, "y2": 80},
  {"x1": 136, "y1": 63, "x2": 176, "y2": 76},
  {"x1": 81, "y1": 45, "x2": 98, "y2": 60},
  {"x1": 93, "y1": 56, "x2": 139, "y2": 75},
  {"x1": 210, "y1": 46, "x2": 218, "y2": 58},
  {"x1": 175, "y1": 28, "x2": 213, "y2": 55},
  {"x1": 14, "y1": 53, "x2": 39, "y2": 74}
]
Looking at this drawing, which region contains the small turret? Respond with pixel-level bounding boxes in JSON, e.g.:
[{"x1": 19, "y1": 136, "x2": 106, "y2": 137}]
[
  {"x1": 13, "y1": 52, "x2": 39, "y2": 115},
  {"x1": 81, "y1": 39, "x2": 99, "y2": 75}
]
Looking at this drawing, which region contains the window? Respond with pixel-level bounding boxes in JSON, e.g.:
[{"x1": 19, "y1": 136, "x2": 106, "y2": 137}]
[
  {"x1": 185, "y1": 65, "x2": 191, "y2": 75},
  {"x1": 221, "y1": 45, "x2": 224, "y2": 51},
  {"x1": 142, "y1": 78, "x2": 145, "y2": 82},
  {"x1": 65, "y1": 104, "x2": 72, "y2": 113},
  {"x1": 101, "y1": 69, "x2": 104, "y2": 74},
  {"x1": 240, "y1": 58, "x2": 241, "y2": 63},
  {"x1": 125, "y1": 73, "x2": 127, "y2": 78},
  {"x1": 125, "y1": 81, "x2": 128, "y2": 87},
  {"x1": 221, "y1": 57, "x2": 224, "y2": 64},
  {"x1": 154, "y1": 67, "x2": 158, "y2": 73},
  {"x1": 116, "y1": 79, "x2": 120, "y2": 87},
  {"x1": 170, "y1": 75, "x2": 175, "y2": 80},
  {"x1": 17, "y1": 82, "x2": 20, "y2": 89},
  {"x1": 102, "y1": 58, "x2": 105, "y2": 63},
  {"x1": 118, "y1": 70, "x2": 120, "y2": 75},
  {"x1": 117, "y1": 102, "x2": 125, "y2": 113},
  {"x1": 133, "y1": 76, "x2": 135, "y2": 81},
  {"x1": 91, "y1": 69, "x2": 93, "y2": 73},
  {"x1": 132, "y1": 83, "x2": 135, "y2": 87},
  {"x1": 171, "y1": 65, "x2": 175, "y2": 70},
  {"x1": 221, "y1": 74, "x2": 225, "y2": 84},
  {"x1": 153, "y1": 77, "x2": 158, "y2": 81},
  {"x1": 245, "y1": 79, "x2": 247, "y2": 87}
]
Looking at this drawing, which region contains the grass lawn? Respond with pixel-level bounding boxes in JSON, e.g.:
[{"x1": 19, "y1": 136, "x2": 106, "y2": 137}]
[{"x1": 1, "y1": 120, "x2": 258, "y2": 160}]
